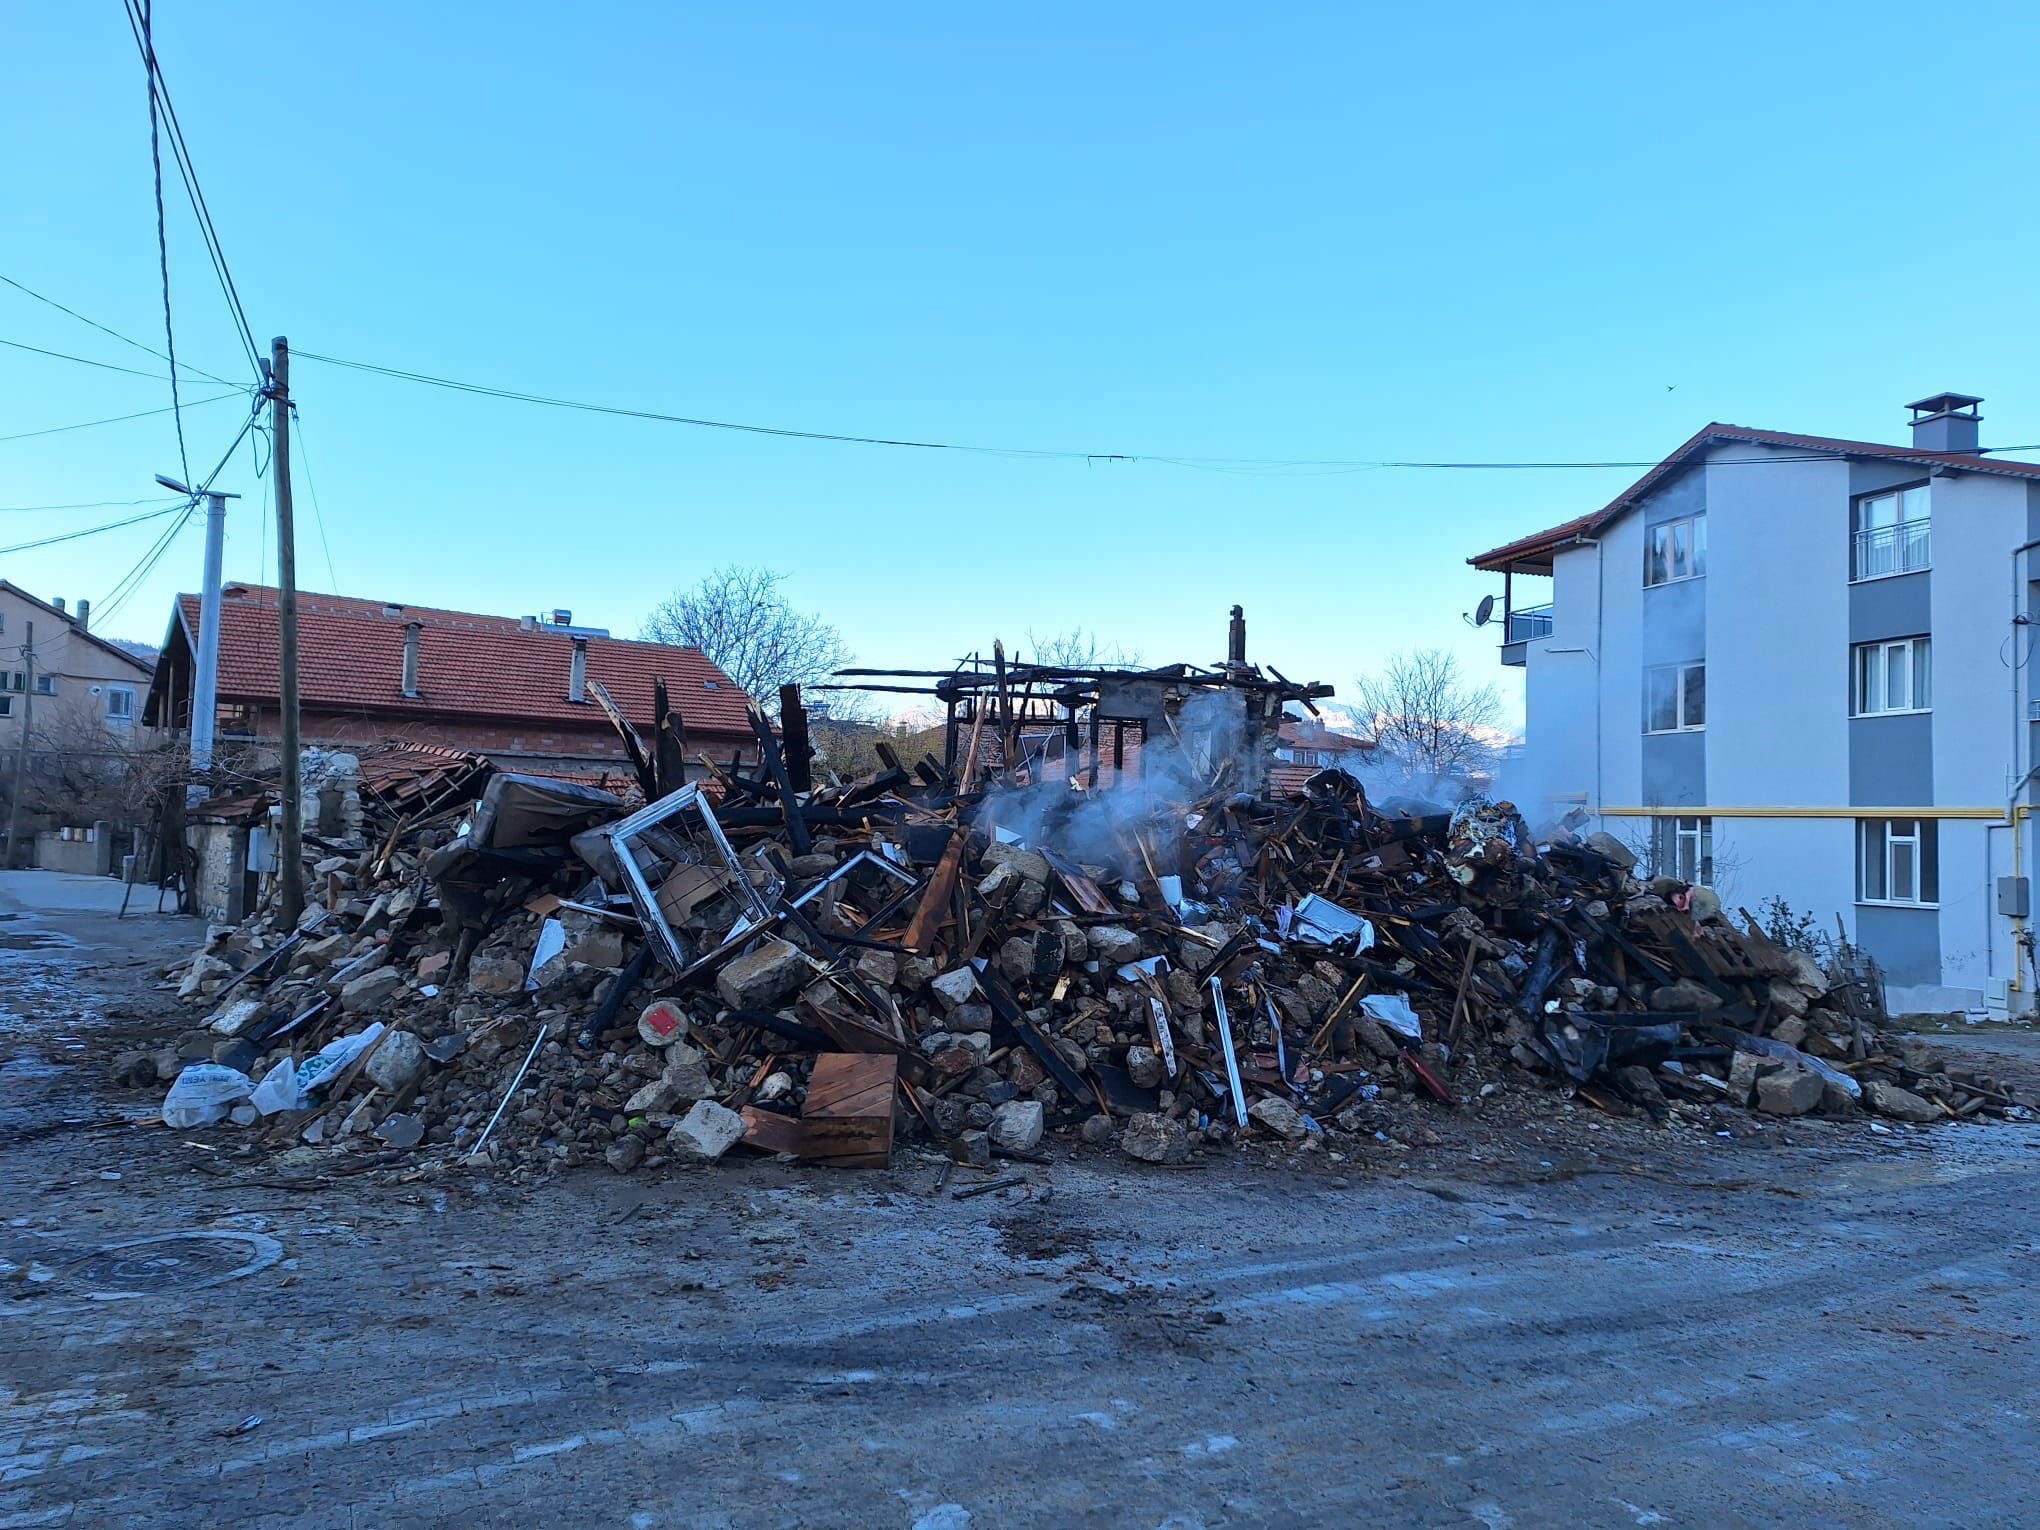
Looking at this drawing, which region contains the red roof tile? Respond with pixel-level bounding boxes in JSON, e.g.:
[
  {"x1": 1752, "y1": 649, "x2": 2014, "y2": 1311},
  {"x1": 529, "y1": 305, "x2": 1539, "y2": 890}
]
[
  {"x1": 1469, "y1": 423, "x2": 2040, "y2": 572},
  {"x1": 164, "y1": 584, "x2": 756, "y2": 737}
]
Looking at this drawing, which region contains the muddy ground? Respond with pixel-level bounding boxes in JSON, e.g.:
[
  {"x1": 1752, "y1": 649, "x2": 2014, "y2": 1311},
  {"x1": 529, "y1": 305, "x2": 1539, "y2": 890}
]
[{"x1": 2, "y1": 870, "x2": 2037, "y2": 1529}]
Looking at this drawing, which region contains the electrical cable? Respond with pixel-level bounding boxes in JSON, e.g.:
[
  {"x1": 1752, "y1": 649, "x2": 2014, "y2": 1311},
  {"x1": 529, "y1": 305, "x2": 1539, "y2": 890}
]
[
  {"x1": 0, "y1": 335, "x2": 189, "y2": 381},
  {"x1": 0, "y1": 503, "x2": 186, "y2": 557},
  {"x1": 0, "y1": 273, "x2": 234, "y2": 386},
  {"x1": 295, "y1": 348, "x2": 2040, "y2": 474},
  {"x1": 287, "y1": 404, "x2": 340, "y2": 591},
  {"x1": 0, "y1": 496, "x2": 185, "y2": 514},
  {"x1": 140, "y1": 0, "x2": 188, "y2": 482},
  {"x1": 0, "y1": 392, "x2": 244, "y2": 446},
  {"x1": 118, "y1": 0, "x2": 262, "y2": 376}
]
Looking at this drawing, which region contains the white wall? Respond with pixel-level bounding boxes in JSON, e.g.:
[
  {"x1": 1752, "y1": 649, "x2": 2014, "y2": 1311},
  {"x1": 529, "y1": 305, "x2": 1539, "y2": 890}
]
[{"x1": 1516, "y1": 544, "x2": 1601, "y2": 814}]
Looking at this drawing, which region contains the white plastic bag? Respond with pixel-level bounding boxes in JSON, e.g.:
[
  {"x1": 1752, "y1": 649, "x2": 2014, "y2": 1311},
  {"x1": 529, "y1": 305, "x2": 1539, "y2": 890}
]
[
  {"x1": 162, "y1": 1063, "x2": 255, "y2": 1128},
  {"x1": 1359, "y1": 993, "x2": 1423, "y2": 1043},
  {"x1": 294, "y1": 1022, "x2": 385, "y2": 1094},
  {"x1": 250, "y1": 1057, "x2": 306, "y2": 1116}
]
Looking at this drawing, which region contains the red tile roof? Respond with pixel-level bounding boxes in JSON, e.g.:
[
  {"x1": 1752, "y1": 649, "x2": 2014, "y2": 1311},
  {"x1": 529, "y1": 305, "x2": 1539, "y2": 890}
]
[
  {"x1": 1469, "y1": 423, "x2": 2040, "y2": 573},
  {"x1": 159, "y1": 584, "x2": 757, "y2": 737}
]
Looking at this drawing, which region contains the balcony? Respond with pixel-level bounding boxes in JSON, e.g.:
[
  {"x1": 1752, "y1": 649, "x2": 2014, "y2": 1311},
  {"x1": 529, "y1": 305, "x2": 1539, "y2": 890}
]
[
  {"x1": 1851, "y1": 521, "x2": 1930, "y2": 582},
  {"x1": 1500, "y1": 603, "x2": 1552, "y2": 666}
]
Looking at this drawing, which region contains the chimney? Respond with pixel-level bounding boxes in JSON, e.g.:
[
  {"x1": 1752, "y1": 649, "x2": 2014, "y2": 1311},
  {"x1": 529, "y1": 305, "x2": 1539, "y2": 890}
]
[
  {"x1": 1227, "y1": 604, "x2": 1247, "y2": 667},
  {"x1": 1906, "y1": 392, "x2": 1983, "y2": 454},
  {"x1": 74, "y1": 599, "x2": 88, "y2": 631},
  {"x1": 401, "y1": 621, "x2": 422, "y2": 698},
  {"x1": 568, "y1": 635, "x2": 588, "y2": 702},
  {"x1": 518, "y1": 615, "x2": 538, "y2": 632},
  {"x1": 52, "y1": 597, "x2": 65, "y2": 616}
]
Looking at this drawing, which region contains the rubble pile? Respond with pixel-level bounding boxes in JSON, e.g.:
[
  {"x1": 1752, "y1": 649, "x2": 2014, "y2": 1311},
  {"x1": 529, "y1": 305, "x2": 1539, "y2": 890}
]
[{"x1": 135, "y1": 679, "x2": 2034, "y2": 1183}]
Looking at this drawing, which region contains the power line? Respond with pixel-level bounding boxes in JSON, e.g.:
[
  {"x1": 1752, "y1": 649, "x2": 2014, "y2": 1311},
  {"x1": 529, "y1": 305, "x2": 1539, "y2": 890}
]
[
  {"x1": 0, "y1": 391, "x2": 244, "y2": 445},
  {"x1": 287, "y1": 404, "x2": 339, "y2": 591},
  {"x1": 0, "y1": 273, "x2": 234, "y2": 386},
  {"x1": 141, "y1": 0, "x2": 187, "y2": 482},
  {"x1": 0, "y1": 334, "x2": 189, "y2": 381},
  {"x1": 93, "y1": 401, "x2": 264, "y2": 627},
  {"x1": 118, "y1": 0, "x2": 262, "y2": 377},
  {"x1": 0, "y1": 496, "x2": 185, "y2": 514},
  {"x1": 0, "y1": 503, "x2": 186, "y2": 557},
  {"x1": 296, "y1": 347, "x2": 2040, "y2": 474}
]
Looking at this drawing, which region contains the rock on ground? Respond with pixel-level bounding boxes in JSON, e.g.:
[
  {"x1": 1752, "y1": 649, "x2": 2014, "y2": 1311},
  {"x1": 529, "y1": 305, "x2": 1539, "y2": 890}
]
[
  {"x1": 1120, "y1": 1112, "x2": 1190, "y2": 1164},
  {"x1": 1864, "y1": 1079, "x2": 1940, "y2": 1123},
  {"x1": 667, "y1": 1100, "x2": 745, "y2": 1163},
  {"x1": 1755, "y1": 1066, "x2": 1823, "y2": 1116},
  {"x1": 988, "y1": 1100, "x2": 1044, "y2": 1152}
]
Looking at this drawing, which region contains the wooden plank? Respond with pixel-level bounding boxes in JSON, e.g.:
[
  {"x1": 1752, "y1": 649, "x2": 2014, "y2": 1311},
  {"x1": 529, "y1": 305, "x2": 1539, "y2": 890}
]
[
  {"x1": 904, "y1": 826, "x2": 968, "y2": 955},
  {"x1": 739, "y1": 1105, "x2": 808, "y2": 1155},
  {"x1": 801, "y1": 1054, "x2": 896, "y2": 1167}
]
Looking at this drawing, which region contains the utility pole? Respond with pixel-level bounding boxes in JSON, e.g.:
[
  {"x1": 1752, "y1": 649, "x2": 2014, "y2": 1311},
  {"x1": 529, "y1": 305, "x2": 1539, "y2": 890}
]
[
  {"x1": 270, "y1": 336, "x2": 304, "y2": 924},
  {"x1": 5, "y1": 623, "x2": 34, "y2": 870},
  {"x1": 155, "y1": 474, "x2": 237, "y2": 800}
]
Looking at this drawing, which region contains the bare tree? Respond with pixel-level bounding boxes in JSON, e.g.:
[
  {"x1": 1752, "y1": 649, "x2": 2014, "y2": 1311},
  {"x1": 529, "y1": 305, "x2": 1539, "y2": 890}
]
[
  {"x1": 1022, "y1": 627, "x2": 1143, "y2": 669},
  {"x1": 1354, "y1": 648, "x2": 1502, "y2": 792},
  {"x1": 641, "y1": 566, "x2": 851, "y2": 711}
]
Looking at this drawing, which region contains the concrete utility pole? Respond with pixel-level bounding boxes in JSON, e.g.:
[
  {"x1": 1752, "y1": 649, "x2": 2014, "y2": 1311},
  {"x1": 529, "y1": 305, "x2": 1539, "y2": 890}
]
[
  {"x1": 270, "y1": 336, "x2": 304, "y2": 925},
  {"x1": 155, "y1": 474, "x2": 238, "y2": 799},
  {"x1": 5, "y1": 622, "x2": 34, "y2": 869}
]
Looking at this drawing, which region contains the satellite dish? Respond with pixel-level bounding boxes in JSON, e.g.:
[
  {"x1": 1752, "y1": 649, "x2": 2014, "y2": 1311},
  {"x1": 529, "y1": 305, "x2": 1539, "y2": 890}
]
[{"x1": 1472, "y1": 594, "x2": 1497, "y2": 628}]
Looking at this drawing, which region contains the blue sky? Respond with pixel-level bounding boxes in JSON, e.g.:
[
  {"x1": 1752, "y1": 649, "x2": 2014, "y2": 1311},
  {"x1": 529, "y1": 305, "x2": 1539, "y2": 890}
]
[{"x1": 5, "y1": 3, "x2": 2038, "y2": 725}]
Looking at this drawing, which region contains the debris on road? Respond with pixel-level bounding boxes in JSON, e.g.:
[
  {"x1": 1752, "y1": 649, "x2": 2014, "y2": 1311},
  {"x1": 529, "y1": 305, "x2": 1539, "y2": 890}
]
[{"x1": 138, "y1": 635, "x2": 2035, "y2": 1184}]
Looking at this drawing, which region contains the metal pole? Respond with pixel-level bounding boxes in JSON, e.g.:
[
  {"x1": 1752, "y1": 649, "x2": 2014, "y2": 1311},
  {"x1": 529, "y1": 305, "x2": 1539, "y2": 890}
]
[
  {"x1": 270, "y1": 336, "x2": 304, "y2": 925},
  {"x1": 4, "y1": 622, "x2": 33, "y2": 869},
  {"x1": 190, "y1": 491, "x2": 228, "y2": 795}
]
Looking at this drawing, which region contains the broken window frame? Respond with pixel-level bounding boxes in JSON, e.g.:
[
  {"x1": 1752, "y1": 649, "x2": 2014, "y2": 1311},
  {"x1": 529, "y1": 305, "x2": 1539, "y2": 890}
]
[{"x1": 600, "y1": 784, "x2": 785, "y2": 974}]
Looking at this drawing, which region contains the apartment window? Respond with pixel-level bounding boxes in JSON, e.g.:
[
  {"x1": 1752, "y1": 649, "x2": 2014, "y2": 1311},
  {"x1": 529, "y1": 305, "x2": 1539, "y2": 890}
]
[
  {"x1": 1, "y1": 672, "x2": 21, "y2": 693},
  {"x1": 0, "y1": 696, "x2": 11, "y2": 717},
  {"x1": 1645, "y1": 662, "x2": 1706, "y2": 732},
  {"x1": 1853, "y1": 637, "x2": 1930, "y2": 715},
  {"x1": 1852, "y1": 484, "x2": 1930, "y2": 580},
  {"x1": 105, "y1": 687, "x2": 135, "y2": 722},
  {"x1": 1652, "y1": 815, "x2": 1714, "y2": 884},
  {"x1": 32, "y1": 674, "x2": 54, "y2": 696},
  {"x1": 1645, "y1": 515, "x2": 1706, "y2": 586},
  {"x1": 1858, "y1": 818, "x2": 1938, "y2": 905}
]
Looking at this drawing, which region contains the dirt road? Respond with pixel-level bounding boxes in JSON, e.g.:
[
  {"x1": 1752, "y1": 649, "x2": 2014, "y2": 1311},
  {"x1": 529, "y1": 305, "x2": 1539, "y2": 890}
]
[{"x1": 2, "y1": 875, "x2": 2036, "y2": 1528}]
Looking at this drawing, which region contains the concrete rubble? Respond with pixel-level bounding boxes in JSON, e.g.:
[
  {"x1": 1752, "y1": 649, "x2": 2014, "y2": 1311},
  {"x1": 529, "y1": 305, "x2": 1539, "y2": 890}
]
[{"x1": 127, "y1": 653, "x2": 2035, "y2": 1189}]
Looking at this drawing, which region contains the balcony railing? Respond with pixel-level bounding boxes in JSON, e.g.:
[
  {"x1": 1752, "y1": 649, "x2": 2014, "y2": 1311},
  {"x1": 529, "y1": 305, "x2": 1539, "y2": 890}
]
[
  {"x1": 1851, "y1": 521, "x2": 1930, "y2": 581},
  {"x1": 1504, "y1": 604, "x2": 1554, "y2": 642}
]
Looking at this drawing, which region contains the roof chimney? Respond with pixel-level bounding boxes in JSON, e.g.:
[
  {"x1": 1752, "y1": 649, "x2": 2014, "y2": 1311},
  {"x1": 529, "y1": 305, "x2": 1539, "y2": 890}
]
[
  {"x1": 1907, "y1": 392, "x2": 1983, "y2": 454},
  {"x1": 568, "y1": 635, "x2": 588, "y2": 703},
  {"x1": 74, "y1": 599, "x2": 88, "y2": 631},
  {"x1": 518, "y1": 615, "x2": 538, "y2": 632},
  {"x1": 401, "y1": 621, "x2": 422, "y2": 698},
  {"x1": 52, "y1": 597, "x2": 65, "y2": 616}
]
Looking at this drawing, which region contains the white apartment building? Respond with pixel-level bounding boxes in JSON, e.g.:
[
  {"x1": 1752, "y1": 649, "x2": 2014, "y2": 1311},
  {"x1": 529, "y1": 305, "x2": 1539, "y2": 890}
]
[{"x1": 1472, "y1": 394, "x2": 2040, "y2": 1016}]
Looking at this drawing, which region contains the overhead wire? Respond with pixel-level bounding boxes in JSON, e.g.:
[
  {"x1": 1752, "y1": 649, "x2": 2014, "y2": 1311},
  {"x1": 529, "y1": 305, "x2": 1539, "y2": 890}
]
[
  {"x1": 0, "y1": 495, "x2": 186, "y2": 514},
  {"x1": 118, "y1": 0, "x2": 262, "y2": 377},
  {"x1": 0, "y1": 392, "x2": 244, "y2": 445},
  {"x1": 0, "y1": 335, "x2": 191, "y2": 381},
  {"x1": 140, "y1": 0, "x2": 188, "y2": 481},
  {"x1": 287, "y1": 403, "x2": 340, "y2": 590},
  {"x1": 0, "y1": 503, "x2": 188, "y2": 557},
  {"x1": 0, "y1": 273, "x2": 234, "y2": 386},
  {"x1": 295, "y1": 348, "x2": 2040, "y2": 475}
]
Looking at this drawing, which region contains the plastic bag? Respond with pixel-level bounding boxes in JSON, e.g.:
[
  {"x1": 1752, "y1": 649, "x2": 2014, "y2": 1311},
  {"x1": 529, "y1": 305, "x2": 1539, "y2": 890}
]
[
  {"x1": 1359, "y1": 993, "x2": 1423, "y2": 1043},
  {"x1": 250, "y1": 1057, "x2": 305, "y2": 1116},
  {"x1": 162, "y1": 1063, "x2": 255, "y2": 1128},
  {"x1": 294, "y1": 1022, "x2": 385, "y2": 1094}
]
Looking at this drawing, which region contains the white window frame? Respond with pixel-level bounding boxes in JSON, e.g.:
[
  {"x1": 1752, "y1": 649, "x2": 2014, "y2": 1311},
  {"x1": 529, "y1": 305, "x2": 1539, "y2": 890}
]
[
  {"x1": 1852, "y1": 636, "x2": 1931, "y2": 716},
  {"x1": 1645, "y1": 515, "x2": 1707, "y2": 587},
  {"x1": 31, "y1": 674, "x2": 54, "y2": 696},
  {"x1": 105, "y1": 686, "x2": 136, "y2": 723},
  {"x1": 1645, "y1": 662, "x2": 1706, "y2": 733},
  {"x1": 1857, "y1": 817, "x2": 1939, "y2": 906},
  {"x1": 1850, "y1": 484, "x2": 1931, "y2": 582},
  {"x1": 0, "y1": 695, "x2": 11, "y2": 718},
  {"x1": 1653, "y1": 815, "x2": 1714, "y2": 884}
]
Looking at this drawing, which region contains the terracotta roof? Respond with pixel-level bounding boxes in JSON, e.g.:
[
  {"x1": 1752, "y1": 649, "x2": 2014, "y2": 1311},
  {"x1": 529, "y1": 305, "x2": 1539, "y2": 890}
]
[
  {"x1": 155, "y1": 584, "x2": 756, "y2": 736},
  {"x1": 1277, "y1": 718, "x2": 1373, "y2": 753},
  {"x1": 1468, "y1": 423, "x2": 2040, "y2": 573}
]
